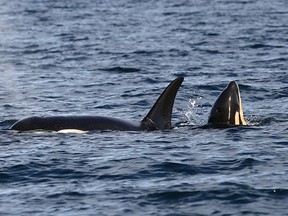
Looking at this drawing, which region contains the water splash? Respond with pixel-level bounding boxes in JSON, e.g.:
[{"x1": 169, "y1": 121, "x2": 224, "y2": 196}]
[{"x1": 181, "y1": 97, "x2": 207, "y2": 126}]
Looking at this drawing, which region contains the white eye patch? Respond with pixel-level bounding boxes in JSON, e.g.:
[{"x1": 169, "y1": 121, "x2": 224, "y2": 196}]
[{"x1": 58, "y1": 129, "x2": 87, "y2": 134}]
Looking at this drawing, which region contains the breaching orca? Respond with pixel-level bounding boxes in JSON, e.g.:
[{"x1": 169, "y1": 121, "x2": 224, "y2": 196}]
[
  {"x1": 10, "y1": 77, "x2": 184, "y2": 132},
  {"x1": 208, "y1": 81, "x2": 247, "y2": 126}
]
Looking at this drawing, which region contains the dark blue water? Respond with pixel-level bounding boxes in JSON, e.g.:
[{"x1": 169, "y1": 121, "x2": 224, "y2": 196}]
[{"x1": 1, "y1": 0, "x2": 288, "y2": 215}]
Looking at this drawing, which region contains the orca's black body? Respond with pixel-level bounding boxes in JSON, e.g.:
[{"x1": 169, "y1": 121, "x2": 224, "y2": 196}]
[
  {"x1": 10, "y1": 116, "x2": 140, "y2": 132},
  {"x1": 10, "y1": 77, "x2": 184, "y2": 132},
  {"x1": 208, "y1": 81, "x2": 247, "y2": 126}
]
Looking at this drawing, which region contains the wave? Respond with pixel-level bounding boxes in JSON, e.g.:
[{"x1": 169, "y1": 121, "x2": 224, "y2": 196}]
[{"x1": 98, "y1": 67, "x2": 141, "y2": 73}]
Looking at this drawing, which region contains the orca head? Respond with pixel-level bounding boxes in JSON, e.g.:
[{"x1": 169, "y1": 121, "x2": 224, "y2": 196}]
[
  {"x1": 208, "y1": 81, "x2": 246, "y2": 126},
  {"x1": 140, "y1": 77, "x2": 184, "y2": 131}
]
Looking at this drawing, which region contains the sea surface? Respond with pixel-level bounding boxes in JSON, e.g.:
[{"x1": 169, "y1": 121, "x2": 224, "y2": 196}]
[{"x1": 0, "y1": 0, "x2": 288, "y2": 215}]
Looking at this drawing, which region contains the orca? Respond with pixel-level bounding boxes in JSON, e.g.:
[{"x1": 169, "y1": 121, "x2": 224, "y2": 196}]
[
  {"x1": 10, "y1": 77, "x2": 184, "y2": 132},
  {"x1": 208, "y1": 81, "x2": 247, "y2": 126}
]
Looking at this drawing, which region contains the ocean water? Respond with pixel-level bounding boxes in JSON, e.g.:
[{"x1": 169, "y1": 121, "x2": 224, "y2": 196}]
[{"x1": 1, "y1": 0, "x2": 288, "y2": 215}]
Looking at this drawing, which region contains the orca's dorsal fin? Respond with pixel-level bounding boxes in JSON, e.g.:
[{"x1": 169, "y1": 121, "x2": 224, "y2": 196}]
[{"x1": 140, "y1": 77, "x2": 184, "y2": 130}]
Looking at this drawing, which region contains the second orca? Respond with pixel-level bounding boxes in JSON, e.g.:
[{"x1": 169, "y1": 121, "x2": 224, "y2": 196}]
[{"x1": 208, "y1": 81, "x2": 247, "y2": 127}]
